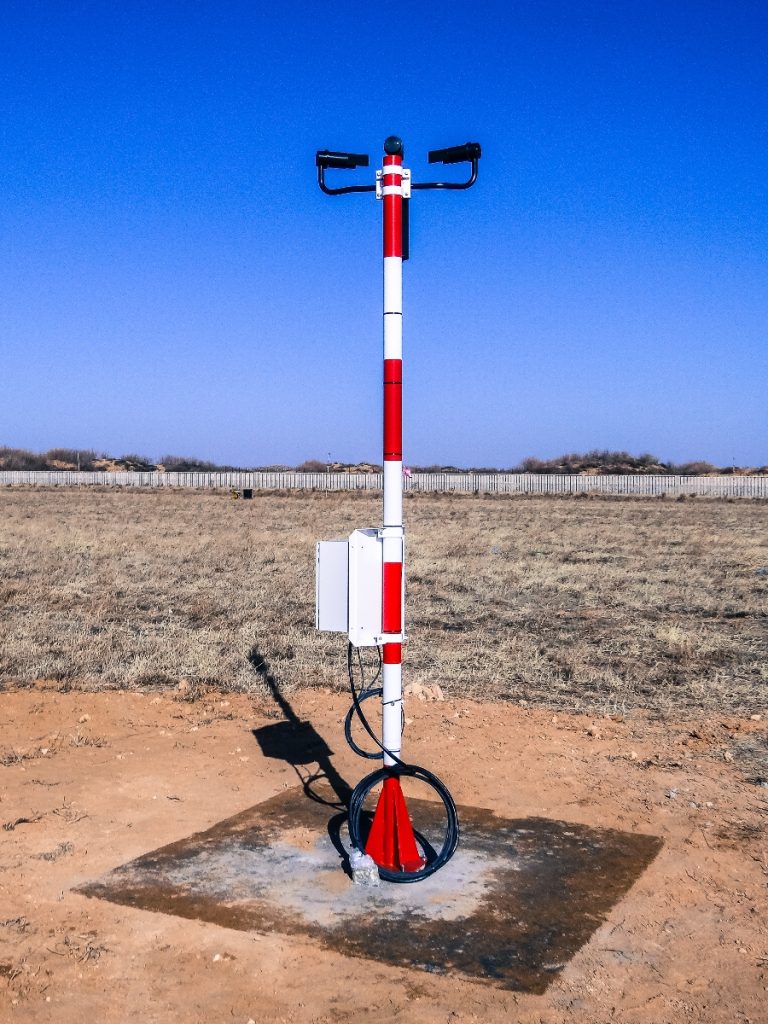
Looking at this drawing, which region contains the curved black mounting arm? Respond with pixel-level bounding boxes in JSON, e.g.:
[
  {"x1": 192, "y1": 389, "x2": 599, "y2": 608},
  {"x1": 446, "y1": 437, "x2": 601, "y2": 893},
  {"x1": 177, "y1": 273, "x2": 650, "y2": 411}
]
[
  {"x1": 316, "y1": 150, "x2": 376, "y2": 196},
  {"x1": 412, "y1": 141, "x2": 481, "y2": 191},
  {"x1": 315, "y1": 140, "x2": 481, "y2": 197}
]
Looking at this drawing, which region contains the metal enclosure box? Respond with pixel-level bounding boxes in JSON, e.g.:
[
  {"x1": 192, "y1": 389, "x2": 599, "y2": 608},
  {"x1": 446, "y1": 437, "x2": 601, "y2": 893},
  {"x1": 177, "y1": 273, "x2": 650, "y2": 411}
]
[
  {"x1": 348, "y1": 528, "x2": 383, "y2": 647},
  {"x1": 315, "y1": 540, "x2": 348, "y2": 633},
  {"x1": 315, "y1": 529, "x2": 383, "y2": 647}
]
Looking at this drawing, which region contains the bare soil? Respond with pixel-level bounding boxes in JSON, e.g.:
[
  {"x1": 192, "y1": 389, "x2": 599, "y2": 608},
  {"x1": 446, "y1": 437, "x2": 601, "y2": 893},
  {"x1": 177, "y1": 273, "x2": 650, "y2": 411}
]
[{"x1": 1, "y1": 685, "x2": 766, "y2": 1024}]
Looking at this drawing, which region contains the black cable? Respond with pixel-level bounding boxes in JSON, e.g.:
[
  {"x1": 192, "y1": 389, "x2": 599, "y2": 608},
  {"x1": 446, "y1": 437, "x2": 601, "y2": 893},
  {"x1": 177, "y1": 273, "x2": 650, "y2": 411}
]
[
  {"x1": 345, "y1": 643, "x2": 404, "y2": 766},
  {"x1": 344, "y1": 642, "x2": 460, "y2": 882},
  {"x1": 344, "y1": 686, "x2": 383, "y2": 759},
  {"x1": 347, "y1": 763, "x2": 460, "y2": 883},
  {"x1": 343, "y1": 644, "x2": 405, "y2": 760}
]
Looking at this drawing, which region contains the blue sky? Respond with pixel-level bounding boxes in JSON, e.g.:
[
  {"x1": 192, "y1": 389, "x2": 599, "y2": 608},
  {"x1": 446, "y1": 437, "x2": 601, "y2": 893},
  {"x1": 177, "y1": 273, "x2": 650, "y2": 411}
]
[{"x1": 1, "y1": 1, "x2": 765, "y2": 467}]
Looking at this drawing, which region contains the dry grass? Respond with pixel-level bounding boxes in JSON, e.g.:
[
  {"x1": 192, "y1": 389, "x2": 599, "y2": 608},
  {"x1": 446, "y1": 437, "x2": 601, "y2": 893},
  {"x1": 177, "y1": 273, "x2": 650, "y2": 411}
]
[{"x1": 0, "y1": 488, "x2": 766, "y2": 716}]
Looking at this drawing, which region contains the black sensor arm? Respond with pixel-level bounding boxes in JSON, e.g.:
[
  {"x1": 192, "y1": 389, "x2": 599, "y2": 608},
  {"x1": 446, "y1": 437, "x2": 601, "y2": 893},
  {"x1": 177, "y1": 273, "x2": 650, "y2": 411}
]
[
  {"x1": 316, "y1": 150, "x2": 376, "y2": 196},
  {"x1": 412, "y1": 141, "x2": 482, "y2": 191}
]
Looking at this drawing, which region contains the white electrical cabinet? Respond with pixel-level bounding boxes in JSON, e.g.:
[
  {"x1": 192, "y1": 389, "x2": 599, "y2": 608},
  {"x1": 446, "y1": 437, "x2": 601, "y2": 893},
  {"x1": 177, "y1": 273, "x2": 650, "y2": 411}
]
[
  {"x1": 315, "y1": 540, "x2": 349, "y2": 633},
  {"x1": 316, "y1": 528, "x2": 384, "y2": 647},
  {"x1": 348, "y1": 528, "x2": 383, "y2": 647}
]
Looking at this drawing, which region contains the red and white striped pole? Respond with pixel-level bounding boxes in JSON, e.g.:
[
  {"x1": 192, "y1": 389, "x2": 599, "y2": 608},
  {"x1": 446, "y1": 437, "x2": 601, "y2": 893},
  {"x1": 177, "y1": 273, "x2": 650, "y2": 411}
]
[
  {"x1": 363, "y1": 139, "x2": 423, "y2": 873},
  {"x1": 381, "y1": 145, "x2": 405, "y2": 766},
  {"x1": 315, "y1": 135, "x2": 480, "y2": 878}
]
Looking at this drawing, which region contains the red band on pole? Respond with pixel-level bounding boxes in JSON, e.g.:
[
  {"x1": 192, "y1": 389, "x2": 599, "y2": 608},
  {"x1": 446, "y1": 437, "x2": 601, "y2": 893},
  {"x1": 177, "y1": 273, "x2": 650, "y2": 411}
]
[
  {"x1": 383, "y1": 154, "x2": 403, "y2": 259},
  {"x1": 383, "y1": 377, "x2": 402, "y2": 460},
  {"x1": 383, "y1": 358, "x2": 402, "y2": 383},
  {"x1": 384, "y1": 196, "x2": 402, "y2": 258},
  {"x1": 382, "y1": 562, "x2": 402, "y2": 632},
  {"x1": 384, "y1": 359, "x2": 402, "y2": 458},
  {"x1": 382, "y1": 642, "x2": 402, "y2": 664}
]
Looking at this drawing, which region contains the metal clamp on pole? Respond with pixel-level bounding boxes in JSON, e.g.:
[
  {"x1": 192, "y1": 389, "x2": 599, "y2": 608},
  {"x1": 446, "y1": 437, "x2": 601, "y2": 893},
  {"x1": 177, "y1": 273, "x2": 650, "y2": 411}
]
[
  {"x1": 412, "y1": 141, "x2": 482, "y2": 191},
  {"x1": 316, "y1": 150, "x2": 377, "y2": 196}
]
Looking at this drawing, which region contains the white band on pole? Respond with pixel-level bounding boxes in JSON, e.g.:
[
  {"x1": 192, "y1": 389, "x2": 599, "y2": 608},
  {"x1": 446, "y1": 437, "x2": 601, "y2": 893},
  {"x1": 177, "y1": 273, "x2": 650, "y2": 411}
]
[
  {"x1": 383, "y1": 461, "x2": 403, "y2": 527},
  {"x1": 383, "y1": 313, "x2": 402, "y2": 360},
  {"x1": 383, "y1": 257, "x2": 402, "y2": 314},
  {"x1": 382, "y1": 661, "x2": 402, "y2": 766}
]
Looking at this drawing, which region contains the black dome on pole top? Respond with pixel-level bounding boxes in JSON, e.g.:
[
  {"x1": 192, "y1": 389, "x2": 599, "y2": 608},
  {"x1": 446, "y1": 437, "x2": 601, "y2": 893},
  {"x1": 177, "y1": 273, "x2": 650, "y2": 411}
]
[{"x1": 384, "y1": 136, "x2": 404, "y2": 156}]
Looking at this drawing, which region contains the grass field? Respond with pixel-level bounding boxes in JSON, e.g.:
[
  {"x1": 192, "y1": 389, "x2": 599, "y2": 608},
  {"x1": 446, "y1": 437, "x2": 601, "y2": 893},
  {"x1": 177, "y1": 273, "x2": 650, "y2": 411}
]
[{"x1": 0, "y1": 488, "x2": 766, "y2": 715}]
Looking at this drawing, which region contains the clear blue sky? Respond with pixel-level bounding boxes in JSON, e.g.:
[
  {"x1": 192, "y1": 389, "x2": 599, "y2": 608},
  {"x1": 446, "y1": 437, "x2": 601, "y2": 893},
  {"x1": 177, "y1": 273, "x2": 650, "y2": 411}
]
[{"x1": 1, "y1": 1, "x2": 766, "y2": 467}]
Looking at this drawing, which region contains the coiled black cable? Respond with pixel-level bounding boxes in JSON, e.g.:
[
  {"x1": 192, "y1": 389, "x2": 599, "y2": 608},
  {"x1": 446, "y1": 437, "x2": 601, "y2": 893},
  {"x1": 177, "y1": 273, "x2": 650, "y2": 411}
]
[
  {"x1": 348, "y1": 763, "x2": 460, "y2": 883},
  {"x1": 344, "y1": 642, "x2": 460, "y2": 882}
]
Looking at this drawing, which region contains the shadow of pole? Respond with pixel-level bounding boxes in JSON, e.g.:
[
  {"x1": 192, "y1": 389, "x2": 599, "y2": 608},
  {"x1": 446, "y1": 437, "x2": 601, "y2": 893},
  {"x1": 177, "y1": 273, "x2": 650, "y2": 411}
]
[{"x1": 248, "y1": 646, "x2": 353, "y2": 814}]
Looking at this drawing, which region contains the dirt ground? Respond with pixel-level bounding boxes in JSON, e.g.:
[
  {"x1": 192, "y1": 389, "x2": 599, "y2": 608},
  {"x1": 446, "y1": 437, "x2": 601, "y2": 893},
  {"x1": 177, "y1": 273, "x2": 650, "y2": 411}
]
[{"x1": 1, "y1": 684, "x2": 766, "y2": 1024}]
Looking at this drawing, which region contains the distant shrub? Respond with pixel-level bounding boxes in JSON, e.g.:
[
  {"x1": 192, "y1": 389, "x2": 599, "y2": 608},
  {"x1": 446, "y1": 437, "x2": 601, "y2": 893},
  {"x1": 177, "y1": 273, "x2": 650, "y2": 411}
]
[
  {"x1": 295, "y1": 459, "x2": 328, "y2": 472},
  {"x1": 159, "y1": 455, "x2": 220, "y2": 472},
  {"x1": 671, "y1": 461, "x2": 718, "y2": 476},
  {"x1": 45, "y1": 448, "x2": 101, "y2": 470},
  {"x1": 118, "y1": 453, "x2": 156, "y2": 470},
  {"x1": 517, "y1": 450, "x2": 667, "y2": 475},
  {"x1": 0, "y1": 447, "x2": 48, "y2": 470},
  {"x1": 520, "y1": 457, "x2": 547, "y2": 473}
]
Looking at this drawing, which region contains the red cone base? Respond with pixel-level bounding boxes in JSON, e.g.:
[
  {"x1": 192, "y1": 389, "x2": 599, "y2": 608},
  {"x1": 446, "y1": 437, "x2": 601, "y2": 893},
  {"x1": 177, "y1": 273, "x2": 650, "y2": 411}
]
[{"x1": 365, "y1": 776, "x2": 426, "y2": 873}]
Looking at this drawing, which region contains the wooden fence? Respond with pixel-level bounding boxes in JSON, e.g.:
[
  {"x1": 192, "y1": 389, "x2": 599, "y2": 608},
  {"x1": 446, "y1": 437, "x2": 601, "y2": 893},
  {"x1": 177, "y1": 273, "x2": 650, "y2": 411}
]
[{"x1": 0, "y1": 470, "x2": 766, "y2": 497}]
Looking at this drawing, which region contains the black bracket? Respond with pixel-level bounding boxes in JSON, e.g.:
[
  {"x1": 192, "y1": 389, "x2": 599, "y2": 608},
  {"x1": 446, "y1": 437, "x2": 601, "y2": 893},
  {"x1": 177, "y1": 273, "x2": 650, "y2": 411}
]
[
  {"x1": 315, "y1": 141, "x2": 481, "y2": 196},
  {"x1": 315, "y1": 140, "x2": 481, "y2": 258},
  {"x1": 412, "y1": 142, "x2": 482, "y2": 191},
  {"x1": 316, "y1": 150, "x2": 376, "y2": 196}
]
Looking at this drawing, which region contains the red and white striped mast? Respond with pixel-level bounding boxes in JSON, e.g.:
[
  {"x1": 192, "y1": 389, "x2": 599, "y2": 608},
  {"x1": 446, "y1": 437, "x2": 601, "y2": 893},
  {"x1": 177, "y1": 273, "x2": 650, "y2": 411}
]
[
  {"x1": 380, "y1": 138, "x2": 406, "y2": 772},
  {"x1": 315, "y1": 135, "x2": 482, "y2": 882}
]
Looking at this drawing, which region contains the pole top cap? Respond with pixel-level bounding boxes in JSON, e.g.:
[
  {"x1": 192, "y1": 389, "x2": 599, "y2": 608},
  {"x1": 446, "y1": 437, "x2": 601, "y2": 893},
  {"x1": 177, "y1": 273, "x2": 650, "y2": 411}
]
[{"x1": 383, "y1": 136, "x2": 404, "y2": 156}]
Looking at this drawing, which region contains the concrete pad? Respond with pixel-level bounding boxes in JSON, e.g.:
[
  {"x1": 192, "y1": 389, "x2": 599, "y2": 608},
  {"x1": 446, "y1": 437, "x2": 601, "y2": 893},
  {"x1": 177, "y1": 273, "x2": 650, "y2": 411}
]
[{"x1": 77, "y1": 786, "x2": 661, "y2": 992}]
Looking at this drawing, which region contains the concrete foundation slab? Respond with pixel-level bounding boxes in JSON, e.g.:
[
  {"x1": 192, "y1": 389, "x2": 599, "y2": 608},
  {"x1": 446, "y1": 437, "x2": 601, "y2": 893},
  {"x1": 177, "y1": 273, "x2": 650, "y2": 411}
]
[{"x1": 77, "y1": 786, "x2": 661, "y2": 992}]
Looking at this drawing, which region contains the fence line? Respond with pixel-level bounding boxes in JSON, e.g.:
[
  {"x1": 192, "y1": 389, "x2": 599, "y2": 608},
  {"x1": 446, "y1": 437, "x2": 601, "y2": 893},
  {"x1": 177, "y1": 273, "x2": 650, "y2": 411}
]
[{"x1": 0, "y1": 470, "x2": 766, "y2": 497}]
